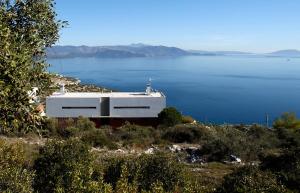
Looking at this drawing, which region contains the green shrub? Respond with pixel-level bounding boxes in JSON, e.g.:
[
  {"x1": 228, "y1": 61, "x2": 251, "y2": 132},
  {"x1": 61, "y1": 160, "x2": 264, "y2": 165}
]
[
  {"x1": 0, "y1": 140, "x2": 34, "y2": 193},
  {"x1": 161, "y1": 125, "x2": 212, "y2": 143},
  {"x1": 57, "y1": 126, "x2": 80, "y2": 138},
  {"x1": 43, "y1": 118, "x2": 59, "y2": 136},
  {"x1": 76, "y1": 116, "x2": 95, "y2": 131},
  {"x1": 103, "y1": 157, "x2": 137, "y2": 189},
  {"x1": 158, "y1": 107, "x2": 182, "y2": 126},
  {"x1": 33, "y1": 139, "x2": 104, "y2": 193},
  {"x1": 216, "y1": 166, "x2": 288, "y2": 193},
  {"x1": 103, "y1": 153, "x2": 183, "y2": 192},
  {"x1": 65, "y1": 118, "x2": 76, "y2": 128},
  {"x1": 200, "y1": 139, "x2": 232, "y2": 162},
  {"x1": 181, "y1": 116, "x2": 195, "y2": 124},
  {"x1": 115, "y1": 124, "x2": 157, "y2": 147},
  {"x1": 276, "y1": 127, "x2": 300, "y2": 148},
  {"x1": 81, "y1": 130, "x2": 117, "y2": 149},
  {"x1": 137, "y1": 153, "x2": 183, "y2": 191},
  {"x1": 273, "y1": 112, "x2": 300, "y2": 131},
  {"x1": 261, "y1": 148, "x2": 300, "y2": 192}
]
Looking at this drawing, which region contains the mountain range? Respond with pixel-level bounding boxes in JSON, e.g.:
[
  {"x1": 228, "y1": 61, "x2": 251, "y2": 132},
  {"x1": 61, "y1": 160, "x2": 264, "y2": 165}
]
[{"x1": 46, "y1": 44, "x2": 300, "y2": 58}]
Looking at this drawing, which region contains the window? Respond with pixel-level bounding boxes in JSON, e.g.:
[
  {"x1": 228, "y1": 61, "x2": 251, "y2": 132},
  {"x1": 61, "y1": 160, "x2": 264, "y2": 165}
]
[
  {"x1": 114, "y1": 106, "x2": 150, "y2": 109},
  {"x1": 62, "y1": 106, "x2": 97, "y2": 109}
]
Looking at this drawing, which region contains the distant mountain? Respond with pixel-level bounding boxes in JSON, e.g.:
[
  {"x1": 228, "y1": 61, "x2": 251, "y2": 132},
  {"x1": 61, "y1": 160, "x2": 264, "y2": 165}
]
[
  {"x1": 267, "y1": 49, "x2": 300, "y2": 57},
  {"x1": 46, "y1": 45, "x2": 145, "y2": 58},
  {"x1": 47, "y1": 45, "x2": 300, "y2": 58},
  {"x1": 47, "y1": 44, "x2": 189, "y2": 58},
  {"x1": 189, "y1": 50, "x2": 253, "y2": 56}
]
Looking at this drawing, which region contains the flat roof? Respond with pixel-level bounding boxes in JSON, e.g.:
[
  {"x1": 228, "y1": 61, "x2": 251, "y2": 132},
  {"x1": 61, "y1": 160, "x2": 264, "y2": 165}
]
[{"x1": 47, "y1": 92, "x2": 165, "y2": 98}]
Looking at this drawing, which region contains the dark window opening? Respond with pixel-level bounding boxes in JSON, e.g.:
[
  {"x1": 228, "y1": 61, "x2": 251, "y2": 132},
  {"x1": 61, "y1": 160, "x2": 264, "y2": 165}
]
[
  {"x1": 62, "y1": 106, "x2": 97, "y2": 109},
  {"x1": 114, "y1": 106, "x2": 150, "y2": 109}
]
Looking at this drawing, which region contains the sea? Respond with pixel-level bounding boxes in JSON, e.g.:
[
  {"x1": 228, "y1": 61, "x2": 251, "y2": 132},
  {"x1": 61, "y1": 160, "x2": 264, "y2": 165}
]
[{"x1": 48, "y1": 55, "x2": 300, "y2": 125}]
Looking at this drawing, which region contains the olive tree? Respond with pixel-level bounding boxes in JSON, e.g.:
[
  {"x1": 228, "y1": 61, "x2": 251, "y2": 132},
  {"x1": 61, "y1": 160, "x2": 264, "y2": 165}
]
[{"x1": 0, "y1": 0, "x2": 66, "y2": 134}]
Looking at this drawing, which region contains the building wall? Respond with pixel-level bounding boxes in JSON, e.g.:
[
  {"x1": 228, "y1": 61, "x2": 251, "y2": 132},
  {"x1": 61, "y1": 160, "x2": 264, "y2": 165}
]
[
  {"x1": 46, "y1": 97, "x2": 101, "y2": 118},
  {"x1": 109, "y1": 97, "x2": 166, "y2": 118},
  {"x1": 46, "y1": 95, "x2": 166, "y2": 118}
]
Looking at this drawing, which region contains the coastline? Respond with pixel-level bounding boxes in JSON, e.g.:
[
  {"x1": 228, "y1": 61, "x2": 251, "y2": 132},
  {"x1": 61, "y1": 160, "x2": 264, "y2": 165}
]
[{"x1": 49, "y1": 73, "x2": 114, "y2": 93}]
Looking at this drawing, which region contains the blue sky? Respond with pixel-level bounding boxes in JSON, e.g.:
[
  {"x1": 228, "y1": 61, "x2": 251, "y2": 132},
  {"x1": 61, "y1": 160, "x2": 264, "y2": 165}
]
[{"x1": 55, "y1": 0, "x2": 300, "y2": 53}]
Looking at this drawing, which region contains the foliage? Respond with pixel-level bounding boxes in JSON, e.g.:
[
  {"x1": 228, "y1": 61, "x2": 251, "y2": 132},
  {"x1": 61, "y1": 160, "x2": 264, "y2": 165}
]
[
  {"x1": 200, "y1": 125, "x2": 280, "y2": 162},
  {"x1": 275, "y1": 127, "x2": 300, "y2": 148},
  {"x1": 137, "y1": 153, "x2": 183, "y2": 191},
  {"x1": 0, "y1": 0, "x2": 66, "y2": 134},
  {"x1": 181, "y1": 116, "x2": 195, "y2": 124},
  {"x1": 43, "y1": 118, "x2": 59, "y2": 136},
  {"x1": 261, "y1": 148, "x2": 300, "y2": 192},
  {"x1": 273, "y1": 112, "x2": 300, "y2": 131},
  {"x1": 162, "y1": 125, "x2": 203, "y2": 143},
  {"x1": 81, "y1": 129, "x2": 118, "y2": 149},
  {"x1": 216, "y1": 166, "x2": 288, "y2": 193},
  {"x1": 114, "y1": 124, "x2": 158, "y2": 147},
  {"x1": 200, "y1": 139, "x2": 232, "y2": 162},
  {"x1": 103, "y1": 153, "x2": 183, "y2": 192},
  {"x1": 158, "y1": 107, "x2": 182, "y2": 126},
  {"x1": 33, "y1": 139, "x2": 103, "y2": 193},
  {"x1": 0, "y1": 139, "x2": 34, "y2": 193},
  {"x1": 76, "y1": 116, "x2": 96, "y2": 131}
]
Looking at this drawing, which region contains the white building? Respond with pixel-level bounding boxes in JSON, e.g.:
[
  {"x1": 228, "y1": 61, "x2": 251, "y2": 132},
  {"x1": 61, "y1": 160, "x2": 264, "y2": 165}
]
[{"x1": 46, "y1": 84, "x2": 166, "y2": 119}]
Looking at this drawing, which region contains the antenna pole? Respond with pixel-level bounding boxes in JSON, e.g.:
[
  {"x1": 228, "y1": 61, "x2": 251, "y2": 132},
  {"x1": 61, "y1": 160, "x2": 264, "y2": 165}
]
[{"x1": 265, "y1": 113, "x2": 269, "y2": 128}]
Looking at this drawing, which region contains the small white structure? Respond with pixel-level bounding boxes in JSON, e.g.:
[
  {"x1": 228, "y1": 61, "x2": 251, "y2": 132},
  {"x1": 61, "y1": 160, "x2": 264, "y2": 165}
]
[
  {"x1": 27, "y1": 87, "x2": 39, "y2": 104},
  {"x1": 46, "y1": 83, "x2": 166, "y2": 118}
]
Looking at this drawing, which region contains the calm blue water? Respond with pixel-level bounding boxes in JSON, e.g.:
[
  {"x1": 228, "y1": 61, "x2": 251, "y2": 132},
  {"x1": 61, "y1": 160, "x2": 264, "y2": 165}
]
[{"x1": 48, "y1": 56, "x2": 300, "y2": 124}]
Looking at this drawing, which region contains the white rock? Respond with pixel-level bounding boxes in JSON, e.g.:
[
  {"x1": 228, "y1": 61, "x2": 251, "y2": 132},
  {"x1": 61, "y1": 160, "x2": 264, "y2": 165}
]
[{"x1": 144, "y1": 148, "x2": 155, "y2": 154}]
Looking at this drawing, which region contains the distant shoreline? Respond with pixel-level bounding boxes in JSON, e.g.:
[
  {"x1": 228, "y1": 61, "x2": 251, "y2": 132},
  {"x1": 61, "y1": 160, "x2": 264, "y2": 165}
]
[{"x1": 47, "y1": 45, "x2": 300, "y2": 59}]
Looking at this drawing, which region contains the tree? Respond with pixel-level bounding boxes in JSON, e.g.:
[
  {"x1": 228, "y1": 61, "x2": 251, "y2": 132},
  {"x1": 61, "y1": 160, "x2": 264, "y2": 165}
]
[
  {"x1": 0, "y1": 139, "x2": 34, "y2": 193},
  {"x1": 273, "y1": 112, "x2": 300, "y2": 131},
  {"x1": 33, "y1": 139, "x2": 105, "y2": 193},
  {"x1": 158, "y1": 107, "x2": 182, "y2": 126},
  {"x1": 0, "y1": 0, "x2": 66, "y2": 134}
]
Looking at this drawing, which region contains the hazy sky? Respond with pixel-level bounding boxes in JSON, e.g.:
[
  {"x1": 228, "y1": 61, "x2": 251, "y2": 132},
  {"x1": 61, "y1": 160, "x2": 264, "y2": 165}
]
[{"x1": 55, "y1": 0, "x2": 300, "y2": 53}]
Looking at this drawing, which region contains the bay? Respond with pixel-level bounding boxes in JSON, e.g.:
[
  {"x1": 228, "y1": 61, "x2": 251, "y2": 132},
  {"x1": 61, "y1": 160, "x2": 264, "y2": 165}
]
[{"x1": 48, "y1": 56, "x2": 300, "y2": 124}]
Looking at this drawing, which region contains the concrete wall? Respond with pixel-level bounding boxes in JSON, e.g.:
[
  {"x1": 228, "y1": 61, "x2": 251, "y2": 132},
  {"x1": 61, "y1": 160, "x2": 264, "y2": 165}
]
[
  {"x1": 109, "y1": 97, "x2": 166, "y2": 118},
  {"x1": 46, "y1": 97, "x2": 101, "y2": 118}
]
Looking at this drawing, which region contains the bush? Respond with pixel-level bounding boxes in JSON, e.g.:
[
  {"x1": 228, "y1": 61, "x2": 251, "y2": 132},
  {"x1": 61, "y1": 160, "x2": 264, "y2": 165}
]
[
  {"x1": 162, "y1": 125, "x2": 204, "y2": 143},
  {"x1": 81, "y1": 130, "x2": 117, "y2": 149},
  {"x1": 33, "y1": 139, "x2": 104, "y2": 193},
  {"x1": 115, "y1": 124, "x2": 157, "y2": 147},
  {"x1": 216, "y1": 166, "x2": 288, "y2": 193},
  {"x1": 181, "y1": 116, "x2": 195, "y2": 124},
  {"x1": 276, "y1": 127, "x2": 300, "y2": 148},
  {"x1": 273, "y1": 112, "x2": 300, "y2": 131},
  {"x1": 103, "y1": 157, "x2": 137, "y2": 189},
  {"x1": 57, "y1": 126, "x2": 80, "y2": 138},
  {"x1": 103, "y1": 153, "x2": 183, "y2": 192},
  {"x1": 76, "y1": 116, "x2": 95, "y2": 131},
  {"x1": 200, "y1": 139, "x2": 232, "y2": 162},
  {"x1": 43, "y1": 118, "x2": 59, "y2": 136},
  {"x1": 158, "y1": 107, "x2": 182, "y2": 126},
  {"x1": 0, "y1": 140, "x2": 34, "y2": 193},
  {"x1": 137, "y1": 153, "x2": 183, "y2": 191},
  {"x1": 261, "y1": 148, "x2": 300, "y2": 191}
]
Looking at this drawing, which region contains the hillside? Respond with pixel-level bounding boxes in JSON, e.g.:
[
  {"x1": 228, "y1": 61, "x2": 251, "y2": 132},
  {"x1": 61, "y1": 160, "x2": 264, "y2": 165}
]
[
  {"x1": 47, "y1": 44, "x2": 190, "y2": 58},
  {"x1": 267, "y1": 49, "x2": 300, "y2": 57},
  {"x1": 47, "y1": 45, "x2": 300, "y2": 59}
]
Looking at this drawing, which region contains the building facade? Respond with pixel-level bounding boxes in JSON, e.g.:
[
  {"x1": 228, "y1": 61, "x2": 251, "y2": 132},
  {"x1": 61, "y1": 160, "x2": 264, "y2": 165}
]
[{"x1": 46, "y1": 91, "x2": 166, "y2": 119}]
